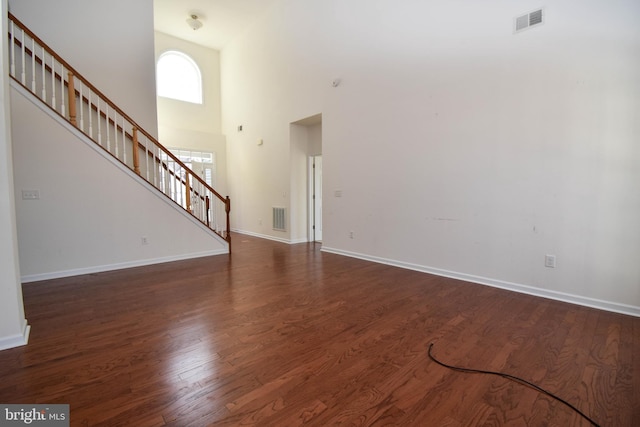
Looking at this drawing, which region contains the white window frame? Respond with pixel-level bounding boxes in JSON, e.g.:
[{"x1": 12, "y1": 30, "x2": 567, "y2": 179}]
[{"x1": 156, "y1": 51, "x2": 203, "y2": 104}]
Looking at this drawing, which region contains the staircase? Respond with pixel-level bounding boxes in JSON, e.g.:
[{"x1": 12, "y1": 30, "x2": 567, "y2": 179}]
[{"x1": 7, "y1": 13, "x2": 231, "y2": 249}]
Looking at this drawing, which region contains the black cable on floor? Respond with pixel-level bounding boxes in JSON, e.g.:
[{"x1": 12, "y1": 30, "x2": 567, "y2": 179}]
[{"x1": 427, "y1": 343, "x2": 601, "y2": 427}]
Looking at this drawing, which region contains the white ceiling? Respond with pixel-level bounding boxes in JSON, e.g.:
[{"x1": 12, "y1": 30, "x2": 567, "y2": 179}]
[{"x1": 153, "y1": 0, "x2": 280, "y2": 51}]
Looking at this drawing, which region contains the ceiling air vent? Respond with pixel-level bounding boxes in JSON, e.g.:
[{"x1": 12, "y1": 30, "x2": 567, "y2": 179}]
[{"x1": 515, "y1": 8, "x2": 544, "y2": 33}]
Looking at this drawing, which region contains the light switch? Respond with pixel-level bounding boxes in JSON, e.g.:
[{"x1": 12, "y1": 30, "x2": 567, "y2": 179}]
[{"x1": 22, "y1": 190, "x2": 40, "y2": 200}]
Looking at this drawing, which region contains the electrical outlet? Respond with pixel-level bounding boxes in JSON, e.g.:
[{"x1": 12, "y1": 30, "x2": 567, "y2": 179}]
[
  {"x1": 349, "y1": 231, "x2": 354, "y2": 239},
  {"x1": 141, "y1": 236, "x2": 149, "y2": 245},
  {"x1": 544, "y1": 254, "x2": 556, "y2": 268}
]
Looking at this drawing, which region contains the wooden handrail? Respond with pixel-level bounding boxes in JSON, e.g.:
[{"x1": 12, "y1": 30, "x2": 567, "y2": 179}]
[{"x1": 7, "y1": 12, "x2": 231, "y2": 244}]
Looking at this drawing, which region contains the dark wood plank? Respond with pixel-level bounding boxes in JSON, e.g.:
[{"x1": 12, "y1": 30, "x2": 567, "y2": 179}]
[{"x1": 0, "y1": 234, "x2": 636, "y2": 426}]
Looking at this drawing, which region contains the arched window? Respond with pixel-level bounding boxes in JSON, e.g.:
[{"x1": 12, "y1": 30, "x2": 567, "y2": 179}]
[{"x1": 156, "y1": 51, "x2": 203, "y2": 104}]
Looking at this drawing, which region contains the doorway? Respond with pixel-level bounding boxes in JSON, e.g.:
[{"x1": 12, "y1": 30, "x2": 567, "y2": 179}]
[
  {"x1": 290, "y1": 114, "x2": 322, "y2": 243},
  {"x1": 170, "y1": 149, "x2": 216, "y2": 187},
  {"x1": 160, "y1": 149, "x2": 216, "y2": 211}
]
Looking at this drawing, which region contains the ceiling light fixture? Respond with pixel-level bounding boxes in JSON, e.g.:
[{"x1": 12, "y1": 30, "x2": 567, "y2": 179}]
[{"x1": 186, "y1": 14, "x2": 203, "y2": 31}]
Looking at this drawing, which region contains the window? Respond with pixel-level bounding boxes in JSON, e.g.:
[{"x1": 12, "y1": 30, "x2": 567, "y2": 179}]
[
  {"x1": 159, "y1": 149, "x2": 216, "y2": 214},
  {"x1": 170, "y1": 149, "x2": 215, "y2": 187},
  {"x1": 156, "y1": 51, "x2": 202, "y2": 104}
]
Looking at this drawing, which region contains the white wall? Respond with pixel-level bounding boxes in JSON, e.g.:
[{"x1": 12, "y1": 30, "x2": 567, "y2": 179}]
[
  {"x1": 11, "y1": 88, "x2": 227, "y2": 281},
  {"x1": 308, "y1": 123, "x2": 321, "y2": 156},
  {"x1": 154, "y1": 32, "x2": 227, "y2": 197},
  {"x1": 221, "y1": 0, "x2": 640, "y2": 314},
  {"x1": 0, "y1": 0, "x2": 29, "y2": 350},
  {"x1": 289, "y1": 123, "x2": 307, "y2": 242},
  {"x1": 8, "y1": 0, "x2": 159, "y2": 137}
]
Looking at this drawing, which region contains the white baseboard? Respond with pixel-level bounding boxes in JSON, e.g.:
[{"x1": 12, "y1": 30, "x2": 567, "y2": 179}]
[
  {"x1": 321, "y1": 246, "x2": 640, "y2": 318},
  {"x1": 232, "y1": 229, "x2": 310, "y2": 245},
  {"x1": 290, "y1": 237, "x2": 311, "y2": 244},
  {"x1": 21, "y1": 249, "x2": 228, "y2": 283},
  {"x1": 0, "y1": 322, "x2": 30, "y2": 351}
]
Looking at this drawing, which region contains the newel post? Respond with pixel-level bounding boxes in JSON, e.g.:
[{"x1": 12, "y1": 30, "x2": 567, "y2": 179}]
[
  {"x1": 67, "y1": 72, "x2": 76, "y2": 126},
  {"x1": 132, "y1": 127, "x2": 140, "y2": 175},
  {"x1": 225, "y1": 196, "x2": 231, "y2": 249}
]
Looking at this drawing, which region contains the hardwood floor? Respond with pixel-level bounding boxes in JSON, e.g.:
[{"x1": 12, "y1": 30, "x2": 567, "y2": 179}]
[{"x1": 0, "y1": 235, "x2": 637, "y2": 426}]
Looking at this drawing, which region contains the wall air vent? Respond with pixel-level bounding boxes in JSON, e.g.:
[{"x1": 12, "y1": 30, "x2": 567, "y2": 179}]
[
  {"x1": 515, "y1": 8, "x2": 544, "y2": 33},
  {"x1": 273, "y1": 207, "x2": 286, "y2": 231}
]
